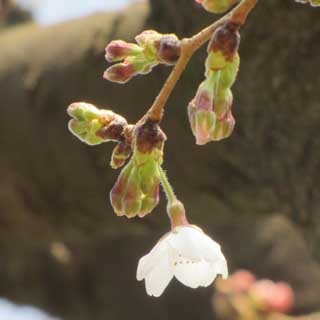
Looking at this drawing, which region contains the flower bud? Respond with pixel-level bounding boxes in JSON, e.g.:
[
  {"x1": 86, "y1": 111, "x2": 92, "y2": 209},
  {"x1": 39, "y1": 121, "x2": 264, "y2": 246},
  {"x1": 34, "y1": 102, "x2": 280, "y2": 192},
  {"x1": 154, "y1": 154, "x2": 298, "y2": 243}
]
[
  {"x1": 136, "y1": 30, "x2": 181, "y2": 65},
  {"x1": 295, "y1": 0, "x2": 320, "y2": 6},
  {"x1": 155, "y1": 34, "x2": 181, "y2": 65},
  {"x1": 196, "y1": 0, "x2": 240, "y2": 13},
  {"x1": 218, "y1": 54, "x2": 240, "y2": 89},
  {"x1": 206, "y1": 23, "x2": 240, "y2": 71},
  {"x1": 67, "y1": 102, "x2": 127, "y2": 145},
  {"x1": 213, "y1": 88, "x2": 233, "y2": 116},
  {"x1": 230, "y1": 270, "x2": 256, "y2": 292},
  {"x1": 249, "y1": 280, "x2": 294, "y2": 314},
  {"x1": 211, "y1": 109, "x2": 235, "y2": 141},
  {"x1": 188, "y1": 79, "x2": 217, "y2": 145},
  {"x1": 110, "y1": 142, "x2": 132, "y2": 169},
  {"x1": 103, "y1": 61, "x2": 138, "y2": 84},
  {"x1": 135, "y1": 30, "x2": 162, "y2": 57},
  {"x1": 311, "y1": 0, "x2": 320, "y2": 5},
  {"x1": 188, "y1": 100, "x2": 217, "y2": 145},
  {"x1": 110, "y1": 119, "x2": 165, "y2": 218},
  {"x1": 110, "y1": 149, "x2": 162, "y2": 218},
  {"x1": 105, "y1": 40, "x2": 143, "y2": 62},
  {"x1": 104, "y1": 56, "x2": 157, "y2": 84}
]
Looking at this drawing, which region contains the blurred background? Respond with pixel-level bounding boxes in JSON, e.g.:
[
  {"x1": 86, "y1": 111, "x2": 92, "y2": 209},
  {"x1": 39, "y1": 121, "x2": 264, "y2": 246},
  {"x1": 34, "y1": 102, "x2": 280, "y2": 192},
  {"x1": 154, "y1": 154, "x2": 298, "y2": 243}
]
[{"x1": 0, "y1": 0, "x2": 320, "y2": 319}]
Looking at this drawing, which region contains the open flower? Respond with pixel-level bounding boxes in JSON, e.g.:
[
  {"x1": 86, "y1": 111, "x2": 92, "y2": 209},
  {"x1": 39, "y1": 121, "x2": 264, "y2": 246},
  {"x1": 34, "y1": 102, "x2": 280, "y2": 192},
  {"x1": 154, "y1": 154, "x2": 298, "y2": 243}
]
[{"x1": 137, "y1": 225, "x2": 228, "y2": 297}]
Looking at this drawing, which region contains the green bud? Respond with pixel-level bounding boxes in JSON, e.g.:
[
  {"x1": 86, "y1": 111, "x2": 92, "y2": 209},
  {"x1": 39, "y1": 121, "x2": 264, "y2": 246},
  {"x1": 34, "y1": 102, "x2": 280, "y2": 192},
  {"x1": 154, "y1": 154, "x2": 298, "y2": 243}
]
[
  {"x1": 211, "y1": 110, "x2": 235, "y2": 141},
  {"x1": 206, "y1": 22, "x2": 240, "y2": 72},
  {"x1": 135, "y1": 30, "x2": 162, "y2": 59},
  {"x1": 218, "y1": 54, "x2": 240, "y2": 90},
  {"x1": 67, "y1": 102, "x2": 127, "y2": 145},
  {"x1": 188, "y1": 100, "x2": 217, "y2": 145},
  {"x1": 110, "y1": 149, "x2": 162, "y2": 218},
  {"x1": 110, "y1": 161, "x2": 134, "y2": 215},
  {"x1": 197, "y1": 0, "x2": 240, "y2": 13},
  {"x1": 295, "y1": 0, "x2": 320, "y2": 6},
  {"x1": 111, "y1": 142, "x2": 132, "y2": 169},
  {"x1": 213, "y1": 88, "x2": 233, "y2": 117},
  {"x1": 122, "y1": 166, "x2": 143, "y2": 218}
]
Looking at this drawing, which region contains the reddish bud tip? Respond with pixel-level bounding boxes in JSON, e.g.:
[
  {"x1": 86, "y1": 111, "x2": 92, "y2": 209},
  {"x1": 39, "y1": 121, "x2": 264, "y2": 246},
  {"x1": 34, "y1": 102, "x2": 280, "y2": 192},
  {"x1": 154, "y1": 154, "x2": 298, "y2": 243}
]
[
  {"x1": 103, "y1": 63, "x2": 138, "y2": 84},
  {"x1": 105, "y1": 40, "x2": 142, "y2": 63},
  {"x1": 208, "y1": 22, "x2": 240, "y2": 62}
]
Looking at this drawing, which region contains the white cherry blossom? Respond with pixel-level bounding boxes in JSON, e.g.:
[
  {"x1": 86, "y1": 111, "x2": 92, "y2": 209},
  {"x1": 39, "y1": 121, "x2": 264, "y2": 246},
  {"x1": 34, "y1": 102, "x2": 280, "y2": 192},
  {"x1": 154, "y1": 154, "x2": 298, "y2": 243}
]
[{"x1": 137, "y1": 225, "x2": 228, "y2": 297}]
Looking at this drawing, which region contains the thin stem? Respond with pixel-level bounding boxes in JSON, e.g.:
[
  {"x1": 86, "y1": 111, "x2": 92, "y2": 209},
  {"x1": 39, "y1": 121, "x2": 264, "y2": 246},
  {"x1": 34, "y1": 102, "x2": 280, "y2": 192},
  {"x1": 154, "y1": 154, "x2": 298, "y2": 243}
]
[
  {"x1": 159, "y1": 166, "x2": 177, "y2": 205},
  {"x1": 145, "y1": 0, "x2": 258, "y2": 123}
]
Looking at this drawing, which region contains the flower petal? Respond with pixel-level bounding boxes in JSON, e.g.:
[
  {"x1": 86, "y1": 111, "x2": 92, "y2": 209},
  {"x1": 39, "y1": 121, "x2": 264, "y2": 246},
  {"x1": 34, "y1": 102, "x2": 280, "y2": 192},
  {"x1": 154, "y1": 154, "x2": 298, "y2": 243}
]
[
  {"x1": 137, "y1": 234, "x2": 170, "y2": 281},
  {"x1": 168, "y1": 226, "x2": 224, "y2": 262},
  {"x1": 145, "y1": 259, "x2": 173, "y2": 297},
  {"x1": 172, "y1": 258, "x2": 215, "y2": 289}
]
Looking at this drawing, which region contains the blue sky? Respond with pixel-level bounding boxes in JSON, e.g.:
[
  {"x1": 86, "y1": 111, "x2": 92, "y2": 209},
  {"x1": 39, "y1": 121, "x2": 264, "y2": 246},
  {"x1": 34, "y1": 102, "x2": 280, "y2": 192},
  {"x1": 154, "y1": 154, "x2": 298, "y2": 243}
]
[{"x1": 16, "y1": 0, "x2": 139, "y2": 24}]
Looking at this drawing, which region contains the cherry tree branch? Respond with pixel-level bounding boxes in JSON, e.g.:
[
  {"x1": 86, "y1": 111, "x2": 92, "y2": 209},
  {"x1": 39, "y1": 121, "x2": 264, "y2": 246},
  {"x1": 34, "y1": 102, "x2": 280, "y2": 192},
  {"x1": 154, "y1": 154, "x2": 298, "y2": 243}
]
[{"x1": 145, "y1": 0, "x2": 258, "y2": 123}]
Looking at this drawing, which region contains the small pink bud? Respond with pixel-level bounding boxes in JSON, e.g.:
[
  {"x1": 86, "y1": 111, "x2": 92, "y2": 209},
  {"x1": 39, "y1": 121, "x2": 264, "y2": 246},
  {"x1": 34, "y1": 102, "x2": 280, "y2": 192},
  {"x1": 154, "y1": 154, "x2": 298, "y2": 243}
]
[
  {"x1": 188, "y1": 100, "x2": 217, "y2": 145},
  {"x1": 105, "y1": 40, "x2": 142, "y2": 62},
  {"x1": 103, "y1": 62, "x2": 138, "y2": 84},
  {"x1": 250, "y1": 280, "x2": 294, "y2": 314},
  {"x1": 230, "y1": 270, "x2": 256, "y2": 292}
]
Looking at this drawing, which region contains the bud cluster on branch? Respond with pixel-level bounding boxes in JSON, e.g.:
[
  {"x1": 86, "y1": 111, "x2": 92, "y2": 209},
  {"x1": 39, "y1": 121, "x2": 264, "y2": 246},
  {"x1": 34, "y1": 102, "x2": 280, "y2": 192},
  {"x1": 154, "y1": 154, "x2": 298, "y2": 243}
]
[
  {"x1": 65, "y1": 0, "x2": 315, "y2": 300},
  {"x1": 104, "y1": 30, "x2": 181, "y2": 83},
  {"x1": 189, "y1": 22, "x2": 240, "y2": 145}
]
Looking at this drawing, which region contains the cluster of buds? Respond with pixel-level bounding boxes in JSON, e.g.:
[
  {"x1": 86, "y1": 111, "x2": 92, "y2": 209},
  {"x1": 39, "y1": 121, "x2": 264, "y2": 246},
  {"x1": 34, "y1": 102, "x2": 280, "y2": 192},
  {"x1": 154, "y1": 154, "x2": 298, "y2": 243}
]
[
  {"x1": 188, "y1": 22, "x2": 240, "y2": 145},
  {"x1": 67, "y1": 103, "x2": 168, "y2": 218},
  {"x1": 213, "y1": 270, "x2": 294, "y2": 320},
  {"x1": 110, "y1": 119, "x2": 166, "y2": 218},
  {"x1": 67, "y1": 102, "x2": 128, "y2": 145},
  {"x1": 195, "y1": 0, "x2": 240, "y2": 13},
  {"x1": 295, "y1": 0, "x2": 320, "y2": 6},
  {"x1": 104, "y1": 30, "x2": 181, "y2": 84}
]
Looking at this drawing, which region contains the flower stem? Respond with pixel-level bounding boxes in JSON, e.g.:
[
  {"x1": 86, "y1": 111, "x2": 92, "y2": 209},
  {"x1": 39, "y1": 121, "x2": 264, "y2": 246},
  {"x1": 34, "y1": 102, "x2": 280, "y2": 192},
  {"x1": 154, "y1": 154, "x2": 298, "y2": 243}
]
[
  {"x1": 159, "y1": 166, "x2": 177, "y2": 205},
  {"x1": 159, "y1": 166, "x2": 189, "y2": 228},
  {"x1": 145, "y1": 0, "x2": 258, "y2": 123}
]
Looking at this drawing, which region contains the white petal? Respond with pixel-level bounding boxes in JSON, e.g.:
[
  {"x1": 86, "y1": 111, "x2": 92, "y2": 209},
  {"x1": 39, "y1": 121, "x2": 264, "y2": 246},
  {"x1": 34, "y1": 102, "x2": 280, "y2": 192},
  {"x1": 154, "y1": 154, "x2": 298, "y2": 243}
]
[
  {"x1": 145, "y1": 259, "x2": 173, "y2": 297},
  {"x1": 137, "y1": 235, "x2": 170, "y2": 281},
  {"x1": 214, "y1": 256, "x2": 228, "y2": 279},
  {"x1": 172, "y1": 257, "x2": 215, "y2": 289},
  {"x1": 168, "y1": 226, "x2": 224, "y2": 262}
]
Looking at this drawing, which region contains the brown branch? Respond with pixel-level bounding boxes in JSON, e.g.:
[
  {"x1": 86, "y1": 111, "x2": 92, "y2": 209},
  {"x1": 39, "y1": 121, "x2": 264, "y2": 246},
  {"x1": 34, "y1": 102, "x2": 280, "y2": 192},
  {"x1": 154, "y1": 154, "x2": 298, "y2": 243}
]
[{"x1": 145, "y1": 0, "x2": 258, "y2": 123}]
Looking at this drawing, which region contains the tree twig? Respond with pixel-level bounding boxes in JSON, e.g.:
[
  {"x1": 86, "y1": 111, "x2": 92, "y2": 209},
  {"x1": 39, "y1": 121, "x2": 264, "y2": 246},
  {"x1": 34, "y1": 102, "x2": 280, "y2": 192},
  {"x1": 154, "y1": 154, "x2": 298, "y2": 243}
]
[{"x1": 145, "y1": 0, "x2": 258, "y2": 123}]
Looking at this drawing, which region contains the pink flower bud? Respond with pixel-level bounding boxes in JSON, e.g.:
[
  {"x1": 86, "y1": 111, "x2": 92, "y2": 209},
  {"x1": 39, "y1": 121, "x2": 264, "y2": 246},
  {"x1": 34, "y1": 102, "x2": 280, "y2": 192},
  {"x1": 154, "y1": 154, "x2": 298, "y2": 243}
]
[
  {"x1": 188, "y1": 80, "x2": 217, "y2": 145},
  {"x1": 211, "y1": 110, "x2": 235, "y2": 141},
  {"x1": 250, "y1": 280, "x2": 294, "y2": 314},
  {"x1": 105, "y1": 40, "x2": 142, "y2": 62},
  {"x1": 230, "y1": 270, "x2": 256, "y2": 292},
  {"x1": 103, "y1": 62, "x2": 138, "y2": 84},
  {"x1": 188, "y1": 102, "x2": 217, "y2": 145}
]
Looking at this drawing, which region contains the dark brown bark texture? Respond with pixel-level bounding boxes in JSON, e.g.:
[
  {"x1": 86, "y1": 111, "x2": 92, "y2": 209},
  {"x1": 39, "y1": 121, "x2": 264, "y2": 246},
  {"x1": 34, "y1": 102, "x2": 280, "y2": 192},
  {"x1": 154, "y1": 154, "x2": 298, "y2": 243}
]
[{"x1": 0, "y1": 1, "x2": 320, "y2": 319}]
